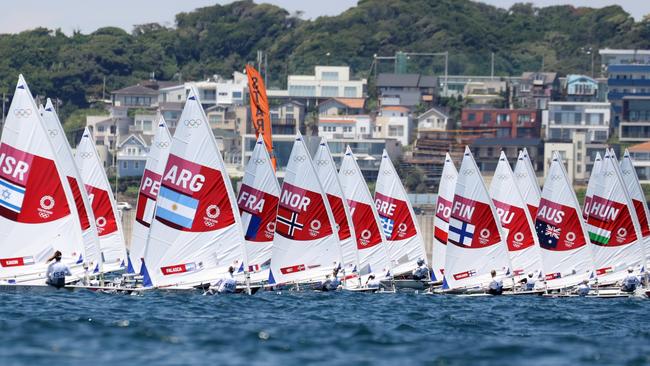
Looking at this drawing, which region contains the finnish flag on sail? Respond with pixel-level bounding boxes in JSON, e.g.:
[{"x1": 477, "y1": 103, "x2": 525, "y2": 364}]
[
  {"x1": 448, "y1": 217, "x2": 474, "y2": 246},
  {"x1": 155, "y1": 186, "x2": 198, "y2": 229},
  {"x1": 0, "y1": 178, "x2": 26, "y2": 213}
]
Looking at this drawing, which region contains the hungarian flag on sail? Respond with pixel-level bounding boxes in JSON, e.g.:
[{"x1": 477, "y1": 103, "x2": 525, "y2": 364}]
[{"x1": 586, "y1": 195, "x2": 636, "y2": 247}]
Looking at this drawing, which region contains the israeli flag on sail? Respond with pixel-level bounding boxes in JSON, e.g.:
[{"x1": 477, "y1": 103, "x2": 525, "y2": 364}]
[
  {"x1": 0, "y1": 177, "x2": 26, "y2": 213},
  {"x1": 156, "y1": 186, "x2": 199, "y2": 229}
]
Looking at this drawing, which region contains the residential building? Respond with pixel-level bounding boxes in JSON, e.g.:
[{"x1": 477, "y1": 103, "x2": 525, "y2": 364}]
[
  {"x1": 470, "y1": 137, "x2": 543, "y2": 173},
  {"x1": 543, "y1": 101, "x2": 610, "y2": 142},
  {"x1": 287, "y1": 66, "x2": 366, "y2": 98},
  {"x1": 463, "y1": 80, "x2": 507, "y2": 105},
  {"x1": 460, "y1": 108, "x2": 541, "y2": 139},
  {"x1": 158, "y1": 72, "x2": 247, "y2": 107},
  {"x1": 607, "y1": 64, "x2": 650, "y2": 125},
  {"x1": 544, "y1": 131, "x2": 588, "y2": 184},
  {"x1": 116, "y1": 134, "x2": 149, "y2": 177},
  {"x1": 417, "y1": 107, "x2": 450, "y2": 131},
  {"x1": 374, "y1": 106, "x2": 412, "y2": 146},
  {"x1": 443, "y1": 75, "x2": 522, "y2": 98},
  {"x1": 159, "y1": 102, "x2": 183, "y2": 130},
  {"x1": 85, "y1": 107, "x2": 131, "y2": 168},
  {"x1": 318, "y1": 98, "x2": 365, "y2": 116},
  {"x1": 376, "y1": 73, "x2": 437, "y2": 107},
  {"x1": 619, "y1": 96, "x2": 650, "y2": 142},
  {"x1": 111, "y1": 85, "x2": 158, "y2": 108},
  {"x1": 318, "y1": 115, "x2": 372, "y2": 141},
  {"x1": 564, "y1": 75, "x2": 600, "y2": 102},
  {"x1": 518, "y1": 72, "x2": 560, "y2": 110},
  {"x1": 627, "y1": 141, "x2": 650, "y2": 184},
  {"x1": 599, "y1": 49, "x2": 650, "y2": 69}
]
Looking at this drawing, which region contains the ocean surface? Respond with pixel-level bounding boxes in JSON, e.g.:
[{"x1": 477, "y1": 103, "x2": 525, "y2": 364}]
[{"x1": 1, "y1": 289, "x2": 649, "y2": 366}]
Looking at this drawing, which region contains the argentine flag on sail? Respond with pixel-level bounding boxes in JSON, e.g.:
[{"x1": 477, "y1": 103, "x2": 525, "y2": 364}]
[
  {"x1": 156, "y1": 186, "x2": 198, "y2": 229},
  {"x1": 0, "y1": 177, "x2": 26, "y2": 213}
]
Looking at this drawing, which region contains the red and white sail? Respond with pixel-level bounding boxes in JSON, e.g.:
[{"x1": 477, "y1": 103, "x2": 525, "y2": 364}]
[
  {"x1": 489, "y1": 151, "x2": 542, "y2": 278},
  {"x1": 75, "y1": 128, "x2": 127, "y2": 273},
  {"x1": 513, "y1": 148, "x2": 541, "y2": 219},
  {"x1": 535, "y1": 152, "x2": 593, "y2": 289},
  {"x1": 313, "y1": 138, "x2": 359, "y2": 279},
  {"x1": 621, "y1": 149, "x2": 650, "y2": 263},
  {"x1": 142, "y1": 88, "x2": 247, "y2": 288},
  {"x1": 237, "y1": 135, "x2": 280, "y2": 283},
  {"x1": 41, "y1": 99, "x2": 101, "y2": 270},
  {"x1": 431, "y1": 153, "x2": 457, "y2": 282},
  {"x1": 375, "y1": 149, "x2": 427, "y2": 276},
  {"x1": 585, "y1": 149, "x2": 645, "y2": 283},
  {"x1": 443, "y1": 147, "x2": 510, "y2": 290},
  {"x1": 0, "y1": 75, "x2": 86, "y2": 284},
  {"x1": 339, "y1": 146, "x2": 392, "y2": 279},
  {"x1": 583, "y1": 153, "x2": 602, "y2": 220},
  {"x1": 268, "y1": 133, "x2": 341, "y2": 284},
  {"x1": 128, "y1": 117, "x2": 171, "y2": 275}
]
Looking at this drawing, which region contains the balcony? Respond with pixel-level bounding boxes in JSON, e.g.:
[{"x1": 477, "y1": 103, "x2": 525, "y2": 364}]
[{"x1": 607, "y1": 79, "x2": 650, "y2": 87}]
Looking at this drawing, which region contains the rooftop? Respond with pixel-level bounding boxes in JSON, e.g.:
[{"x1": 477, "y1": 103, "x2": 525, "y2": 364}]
[
  {"x1": 629, "y1": 141, "x2": 650, "y2": 152},
  {"x1": 111, "y1": 84, "x2": 158, "y2": 96},
  {"x1": 471, "y1": 137, "x2": 542, "y2": 147},
  {"x1": 326, "y1": 97, "x2": 365, "y2": 109}
]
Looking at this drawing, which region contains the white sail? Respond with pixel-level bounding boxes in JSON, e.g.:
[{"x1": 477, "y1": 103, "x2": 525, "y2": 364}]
[
  {"x1": 585, "y1": 149, "x2": 645, "y2": 283},
  {"x1": 443, "y1": 147, "x2": 510, "y2": 290},
  {"x1": 339, "y1": 146, "x2": 392, "y2": 280},
  {"x1": 237, "y1": 135, "x2": 280, "y2": 283},
  {"x1": 41, "y1": 99, "x2": 101, "y2": 270},
  {"x1": 313, "y1": 137, "x2": 359, "y2": 281},
  {"x1": 583, "y1": 153, "x2": 602, "y2": 220},
  {"x1": 431, "y1": 153, "x2": 457, "y2": 282},
  {"x1": 621, "y1": 149, "x2": 650, "y2": 263},
  {"x1": 142, "y1": 87, "x2": 247, "y2": 288},
  {"x1": 268, "y1": 133, "x2": 342, "y2": 285},
  {"x1": 0, "y1": 75, "x2": 86, "y2": 284},
  {"x1": 128, "y1": 116, "x2": 171, "y2": 274},
  {"x1": 75, "y1": 128, "x2": 127, "y2": 273},
  {"x1": 375, "y1": 149, "x2": 427, "y2": 276},
  {"x1": 489, "y1": 151, "x2": 542, "y2": 278},
  {"x1": 513, "y1": 148, "x2": 542, "y2": 219},
  {"x1": 535, "y1": 152, "x2": 594, "y2": 289}
]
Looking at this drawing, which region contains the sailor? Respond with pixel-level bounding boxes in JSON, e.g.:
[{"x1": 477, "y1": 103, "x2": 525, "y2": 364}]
[
  {"x1": 487, "y1": 269, "x2": 503, "y2": 295},
  {"x1": 519, "y1": 272, "x2": 536, "y2": 291},
  {"x1": 412, "y1": 259, "x2": 428, "y2": 281},
  {"x1": 45, "y1": 251, "x2": 72, "y2": 289},
  {"x1": 328, "y1": 267, "x2": 341, "y2": 291},
  {"x1": 576, "y1": 279, "x2": 590, "y2": 296},
  {"x1": 208, "y1": 266, "x2": 237, "y2": 295},
  {"x1": 366, "y1": 274, "x2": 381, "y2": 289},
  {"x1": 621, "y1": 267, "x2": 640, "y2": 293}
]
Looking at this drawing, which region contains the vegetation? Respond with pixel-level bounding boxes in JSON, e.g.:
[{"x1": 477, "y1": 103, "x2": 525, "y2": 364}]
[{"x1": 0, "y1": 0, "x2": 648, "y2": 125}]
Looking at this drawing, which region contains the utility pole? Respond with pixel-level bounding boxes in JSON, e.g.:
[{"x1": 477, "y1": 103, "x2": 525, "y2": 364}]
[
  {"x1": 102, "y1": 76, "x2": 106, "y2": 101},
  {"x1": 491, "y1": 52, "x2": 495, "y2": 79},
  {"x1": 113, "y1": 117, "x2": 118, "y2": 201}
]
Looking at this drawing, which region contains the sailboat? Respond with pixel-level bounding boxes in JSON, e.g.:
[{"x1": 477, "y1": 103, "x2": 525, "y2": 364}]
[
  {"x1": 338, "y1": 146, "x2": 392, "y2": 286},
  {"x1": 237, "y1": 135, "x2": 280, "y2": 284},
  {"x1": 375, "y1": 149, "x2": 428, "y2": 285},
  {"x1": 75, "y1": 128, "x2": 127, "y2": 273},
  {"x1": 585, "y1": 149, "x2": 645, "y2": 284},
  {"x1": 583, "y1": 153, "x2": 602, "y2": 220},
  {"x1": 442, "y1": 147, "x2": 510, "y2": 292},
  {"x1": 0, "y1": 75, "x2": 87, "y2": 285},
  {"x1": 141, "y1": 87, "x2": 247, "y2": 289},
  {"x1": 431, "y1": 154, "x2": 457, "y2": 283},
  {"x1": 41, "y1": 99, "x2": 101, "y2": 271},
  {"x1": 489, "y1": 151, "x2": 542, "y2": 280},
  {"x1": 313, "y1": 137, "x2": 360, "y2": 286},
  {"x1": 513, "y1": 148, "x2": 541, "y2": 219},
  {"x1": 621, "y1": 149, "x2": 650, "y2": 263},
  {"x1": 268, "y1": 133, "x2": 342, "y2": 287},
  {"x1": 535, "y1": 152, "x2": 593, "y2": 290},
  {"x1": 128, "y1": 116, "x2": 172, "y2": 275}
]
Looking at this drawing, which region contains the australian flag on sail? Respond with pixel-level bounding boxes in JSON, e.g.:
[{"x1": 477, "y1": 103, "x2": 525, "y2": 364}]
[
  {"x1": 536, "y1": 221, "x2": 560, "y2": 249},
  {"x1": 380, "y1": 216, "x2": 394, "y2": 238}
]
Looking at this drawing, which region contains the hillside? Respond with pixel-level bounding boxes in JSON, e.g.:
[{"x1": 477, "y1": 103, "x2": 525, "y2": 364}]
[{"x1": 0, "y1": 0, "x2": 648, "y2": 120}]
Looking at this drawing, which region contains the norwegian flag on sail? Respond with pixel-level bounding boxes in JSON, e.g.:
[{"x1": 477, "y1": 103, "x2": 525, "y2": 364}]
[{"x1": 275, "y1": 182, "x2": 332, "y2": 241}]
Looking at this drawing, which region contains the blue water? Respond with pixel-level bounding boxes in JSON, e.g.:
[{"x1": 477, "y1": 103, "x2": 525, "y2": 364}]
[{"x1": 0, "y1": 290, "x2": 649, "y2": 366}]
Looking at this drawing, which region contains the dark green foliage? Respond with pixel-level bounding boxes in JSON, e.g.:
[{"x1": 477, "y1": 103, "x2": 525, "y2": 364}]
[{"x1": 0, "y1": 0, "x2": 647, "y2": 123}]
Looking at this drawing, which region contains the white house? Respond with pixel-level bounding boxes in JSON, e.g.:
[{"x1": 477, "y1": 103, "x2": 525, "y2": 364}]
[
  {"x1": 417, "y1": 107, "x2": 450, "y2": 131},
  {"x1": 288, "y1": 66, "x2": 366, "y2": 98}
]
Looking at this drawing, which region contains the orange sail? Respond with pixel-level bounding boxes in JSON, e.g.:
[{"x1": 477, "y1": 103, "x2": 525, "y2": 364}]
[{"x1": 246, "y1": 64, "x2": 276, "y2": 170}]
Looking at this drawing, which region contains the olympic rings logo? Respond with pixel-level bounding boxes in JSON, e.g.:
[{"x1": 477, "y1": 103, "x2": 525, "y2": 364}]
[
  {"x1": 294, "y1": 155, "x2": 306, "y2": 162},
  {"x1": 342, "y1": 169, "x2": 355, "y2": 176},
  {"x1": 156, "y1": 141, "x2": 169, "y2": 148},
  {"x1": 14, "y1": 109, "x2": 32, "y2": 118},
  {"x1": 80, "y1": 152, "x2": 93, "y2": 159},
  {"x1": 184, "y1": 119, "x2": 202, "y2": 127},
  {"x1": 315, "y1": 159, "x2": 328, "y2": 166}
]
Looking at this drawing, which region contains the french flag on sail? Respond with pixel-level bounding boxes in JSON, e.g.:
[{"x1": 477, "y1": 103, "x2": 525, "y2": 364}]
[
  {"x1": 0, "y1": 177, "x2": 26, "y2": 213},
  {"x1": 156, "y1": 186, "x2": 198, "y2": 229},
  {"x1": 242, "y1": 211, "x2": 263, "y2": 240}
]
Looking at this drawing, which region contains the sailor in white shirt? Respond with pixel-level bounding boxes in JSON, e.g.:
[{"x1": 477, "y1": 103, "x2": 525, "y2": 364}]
[
  {"x1": 366, "y1": 274, "x2": 381, "y2": 289},
  {"x1": 621, "y1": 267, "x2": 640, "y2": 293},
  {"x1": 519, "y1": 272, "x2": 537, "y2": 291},
  {"x1": 487, "y1": 269, "x2": 503, "y2": 295},
  {"x1": 576, "y1": 279, "x2": 590, "y2": 296},
  {"x1": 208, "y1": 266, "x2": 237, "y2": 295},
  {"x1": 46, "y1": 251, "x2": 72, "y2": 289},
  {"x1": 412, "y1": 259, "x2": 429, "y2": 281}
]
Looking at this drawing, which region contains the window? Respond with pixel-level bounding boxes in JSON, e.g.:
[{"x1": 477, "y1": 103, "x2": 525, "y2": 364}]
[
  {"x1": 497, "y1": 114, "x2": 509, "y2": 124},
  {"x1": 577, "y1": 141, "x2": 582, "y2": 150},
  {"x1": 321, "y1": 71, "x2": 339, "y2": 81},
  {"x1": 289, "y1": 85, "x2": 316, "y2": 97},
  {"x1": 388, "y1": 125, "x2": 404, "y2": 137},
  {"x1": 344, "y1": 87, "x2": 357, "y2": 97},
  {"x1": 360, "y1": 127, "x2": 366, "y2": 133},
  {"x1": 232, "y1": 91, "x2": 242, "y2": 99},
  {"x1": 517, "y1": 114, "x2": 531, "y2": 124},
  {"x1": 203, "y1": 90, "x2": 216, "y2": 100},
  {"x1": 134, "y1": 162, "x2": 139, "y2": 169},
  {"x1": 343, "y1": 126, "x2": 352, "y2": 132},
  {"x1": 285, "y1": 105, "x2": 294, "y2": 113},
  {"x1": 577, "y1": 152, "x2": 582, "y2": 162},
  {"x1": 468, "y1": 113, "x2": 476, "y2": 122},
  {"x1": 574, "y1": 113, "x2": 582, "y2": 124},
  {"x1": 122, "y1": 161, "x2": 127, "y2": 169},
  {"x1": 321, "y1": 86, "x2": 338, "y2": 97},
  {"x1": 110, "y1": 125, "x2": 116, "y2": 134},
  {"x1": 143, "y1": 120, "x2": 152, "y2": 131},
  {"x1": 482, "y1": 113, "x2": 491, "y2": 124},
  {"x1": 98, "y1": 126, "x2": 105, "y2": 132}
]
